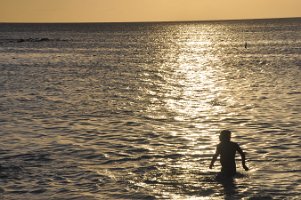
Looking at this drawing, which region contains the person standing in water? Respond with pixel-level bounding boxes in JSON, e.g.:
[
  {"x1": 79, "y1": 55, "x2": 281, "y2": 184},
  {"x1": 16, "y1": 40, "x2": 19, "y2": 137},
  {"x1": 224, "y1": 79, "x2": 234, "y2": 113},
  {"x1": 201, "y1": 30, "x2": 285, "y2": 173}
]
[{"x1": 209, "y1": 130, "x2": 249, "y2": 177}]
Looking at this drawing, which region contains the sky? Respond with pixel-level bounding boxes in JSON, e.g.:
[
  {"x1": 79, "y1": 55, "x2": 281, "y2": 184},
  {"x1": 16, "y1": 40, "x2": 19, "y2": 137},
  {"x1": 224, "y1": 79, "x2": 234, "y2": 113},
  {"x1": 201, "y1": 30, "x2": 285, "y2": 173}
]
[{"x1": 0, "y1": 0, "x2": 300, "y2": 22}]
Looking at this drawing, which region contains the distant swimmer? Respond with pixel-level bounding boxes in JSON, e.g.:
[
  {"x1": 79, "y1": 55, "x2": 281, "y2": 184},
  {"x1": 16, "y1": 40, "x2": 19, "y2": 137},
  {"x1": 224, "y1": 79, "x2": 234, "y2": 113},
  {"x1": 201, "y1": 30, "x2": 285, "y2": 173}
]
[
  {"x1": 245, "y1": 42, "x2": 248, "y2": 49},
  {"x1": 209, "y1": 130, "x2": 249, "y2": 177}
]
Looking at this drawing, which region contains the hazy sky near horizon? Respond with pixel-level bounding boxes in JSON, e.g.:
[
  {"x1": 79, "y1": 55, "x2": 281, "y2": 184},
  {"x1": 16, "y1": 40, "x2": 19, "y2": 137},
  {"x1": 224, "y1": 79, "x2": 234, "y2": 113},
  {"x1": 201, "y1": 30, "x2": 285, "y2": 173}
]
[{"x1": 0, "y1": 0, "x2": 300, "y2": 22}]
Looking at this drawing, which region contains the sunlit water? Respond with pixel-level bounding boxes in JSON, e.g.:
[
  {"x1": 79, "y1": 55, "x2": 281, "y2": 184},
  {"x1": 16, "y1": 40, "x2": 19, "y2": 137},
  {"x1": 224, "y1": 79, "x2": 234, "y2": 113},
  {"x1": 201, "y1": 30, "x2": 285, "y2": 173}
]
[{"x1": 0, "y1": 18, "x2": 300, "y2": 200}]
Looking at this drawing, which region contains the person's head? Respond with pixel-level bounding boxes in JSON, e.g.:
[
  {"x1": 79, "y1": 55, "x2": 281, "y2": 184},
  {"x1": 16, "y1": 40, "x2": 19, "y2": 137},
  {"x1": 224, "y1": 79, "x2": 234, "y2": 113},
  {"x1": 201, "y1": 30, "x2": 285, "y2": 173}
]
[{"x1": 219, "y1": 130, "x2": 231, "y2": 142}]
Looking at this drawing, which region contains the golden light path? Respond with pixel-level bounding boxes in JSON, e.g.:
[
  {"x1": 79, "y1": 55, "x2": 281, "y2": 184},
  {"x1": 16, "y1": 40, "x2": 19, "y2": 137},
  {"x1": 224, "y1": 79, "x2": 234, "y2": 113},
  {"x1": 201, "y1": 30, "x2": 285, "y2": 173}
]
[{"x1": 141, "y1": 25, "x2": 229, "y2": 199}]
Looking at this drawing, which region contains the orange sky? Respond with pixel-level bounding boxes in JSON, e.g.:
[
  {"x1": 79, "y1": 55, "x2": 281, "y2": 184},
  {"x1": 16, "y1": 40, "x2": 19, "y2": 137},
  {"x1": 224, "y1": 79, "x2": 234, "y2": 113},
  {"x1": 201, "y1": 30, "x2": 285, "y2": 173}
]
[{"x1": 0, "y1": 0, "x2": 300, "y2": 22}]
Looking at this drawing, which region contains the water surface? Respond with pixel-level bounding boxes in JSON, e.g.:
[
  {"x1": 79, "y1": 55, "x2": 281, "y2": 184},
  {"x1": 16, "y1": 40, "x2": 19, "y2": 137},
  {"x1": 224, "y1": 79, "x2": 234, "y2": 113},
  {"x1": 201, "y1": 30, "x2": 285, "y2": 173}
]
[{"x1": 0, "y1": 18, "x2": 300, "y2": 199}]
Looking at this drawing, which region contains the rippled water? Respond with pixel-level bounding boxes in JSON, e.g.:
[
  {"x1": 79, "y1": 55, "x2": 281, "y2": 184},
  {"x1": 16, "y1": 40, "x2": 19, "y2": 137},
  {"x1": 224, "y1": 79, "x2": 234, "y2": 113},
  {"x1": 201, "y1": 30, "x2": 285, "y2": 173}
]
[{"x1": 0, "y1": 18, "x2": 300, "y2": 199}]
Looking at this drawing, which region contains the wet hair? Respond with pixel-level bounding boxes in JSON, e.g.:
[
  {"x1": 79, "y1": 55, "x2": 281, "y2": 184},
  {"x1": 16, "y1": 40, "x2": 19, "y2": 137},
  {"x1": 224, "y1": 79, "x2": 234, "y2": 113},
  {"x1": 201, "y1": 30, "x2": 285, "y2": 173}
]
[{"x1": 219, "y1": 130, "x2": 231, "y2": 142}]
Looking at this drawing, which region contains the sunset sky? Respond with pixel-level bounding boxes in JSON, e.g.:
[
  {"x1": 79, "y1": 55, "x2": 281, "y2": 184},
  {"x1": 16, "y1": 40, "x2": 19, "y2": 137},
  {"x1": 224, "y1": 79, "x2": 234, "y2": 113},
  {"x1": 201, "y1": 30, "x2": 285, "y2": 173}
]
[{"x1": 0, "y1": 0, "x2": 300, "y2": 22}]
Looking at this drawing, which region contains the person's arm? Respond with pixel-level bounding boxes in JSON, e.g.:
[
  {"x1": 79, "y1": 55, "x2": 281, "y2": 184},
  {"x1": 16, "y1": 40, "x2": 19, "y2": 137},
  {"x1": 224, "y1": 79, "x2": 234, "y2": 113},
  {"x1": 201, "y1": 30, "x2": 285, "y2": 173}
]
[
  {"x1": 209, "y1": 146, "x2": 220, "y2": 169},
  {"x1": 236, "y1": 144, "x2": 249, "y2": 171}
]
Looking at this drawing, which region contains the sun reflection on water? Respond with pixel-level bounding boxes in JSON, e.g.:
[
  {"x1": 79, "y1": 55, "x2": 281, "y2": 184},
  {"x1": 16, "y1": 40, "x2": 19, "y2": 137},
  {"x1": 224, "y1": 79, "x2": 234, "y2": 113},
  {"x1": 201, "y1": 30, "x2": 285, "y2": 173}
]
[
  {"x1": 164, "y1": 38, "x2": 225, "y2": 122},
  {"x1": 137, "y1": 25, "x2": 229, "y2": 199}
]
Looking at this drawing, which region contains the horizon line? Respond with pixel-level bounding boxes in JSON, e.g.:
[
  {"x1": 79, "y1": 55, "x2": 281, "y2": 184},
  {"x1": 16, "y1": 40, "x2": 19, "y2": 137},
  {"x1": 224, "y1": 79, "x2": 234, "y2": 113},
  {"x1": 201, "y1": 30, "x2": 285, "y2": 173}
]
[{"x1": 0, "y1": 16, "x2": 300, "y2": 24}]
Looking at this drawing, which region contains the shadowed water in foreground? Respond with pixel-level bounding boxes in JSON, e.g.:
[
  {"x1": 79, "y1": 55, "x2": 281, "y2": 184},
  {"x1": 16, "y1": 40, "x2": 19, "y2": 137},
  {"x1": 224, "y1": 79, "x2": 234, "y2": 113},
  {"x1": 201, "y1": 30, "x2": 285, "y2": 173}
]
[{"x1": 0, "y1": 18, "x2": 300, "y2": 199}]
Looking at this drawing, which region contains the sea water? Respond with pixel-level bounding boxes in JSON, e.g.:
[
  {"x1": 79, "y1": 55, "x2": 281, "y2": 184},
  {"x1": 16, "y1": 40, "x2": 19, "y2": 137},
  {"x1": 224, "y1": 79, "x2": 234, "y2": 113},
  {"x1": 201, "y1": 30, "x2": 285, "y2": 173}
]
[{"x1": 0, "y1": 18, "x2": 300, "y2": 199}]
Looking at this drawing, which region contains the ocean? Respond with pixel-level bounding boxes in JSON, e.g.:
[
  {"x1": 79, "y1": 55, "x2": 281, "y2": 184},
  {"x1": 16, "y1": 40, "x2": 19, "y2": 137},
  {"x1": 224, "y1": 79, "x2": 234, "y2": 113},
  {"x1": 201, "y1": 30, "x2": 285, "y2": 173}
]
[{"x1": 0, "y1": 18, "x2": 300, "y2": 199}]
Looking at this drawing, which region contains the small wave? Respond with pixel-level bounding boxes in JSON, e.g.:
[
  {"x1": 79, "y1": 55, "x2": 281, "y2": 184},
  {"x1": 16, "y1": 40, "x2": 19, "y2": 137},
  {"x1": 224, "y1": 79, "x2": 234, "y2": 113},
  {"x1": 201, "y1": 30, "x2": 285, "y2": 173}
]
[
  {"x1": 248, "y1": 195, "x2": 273, "y2": 200},
  {"x1": 124, "y1": 147, "x2": 150, "y2": 153},
  {"x1": 124, "y1": 121, "x2": 143, "y2": 126},
  {"x1": 0, "y1": 38, "x2": 69, "y2": 43},
  {"x1": 29, "y1": 188, "x2": 47, "y2": 194},
  {"x1": 102, "y1": 153, "x2": 183, "y2": 164},
  {"x1": 133, "y1": 165, "x2": 158, "y2": 174},
  {"x1": 111, "y1": 192, "x2": 156, "y2": 200},
  {"x1": 2, "y1": 152, "x2": 53, "y2": 162}
]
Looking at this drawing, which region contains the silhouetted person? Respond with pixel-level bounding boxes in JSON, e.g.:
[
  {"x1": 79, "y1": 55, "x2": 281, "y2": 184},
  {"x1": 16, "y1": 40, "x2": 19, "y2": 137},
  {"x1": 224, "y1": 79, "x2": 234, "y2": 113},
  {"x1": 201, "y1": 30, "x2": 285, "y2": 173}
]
[{"x1": 209, "y1": 130, "x2": 249, "y2": 177}]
